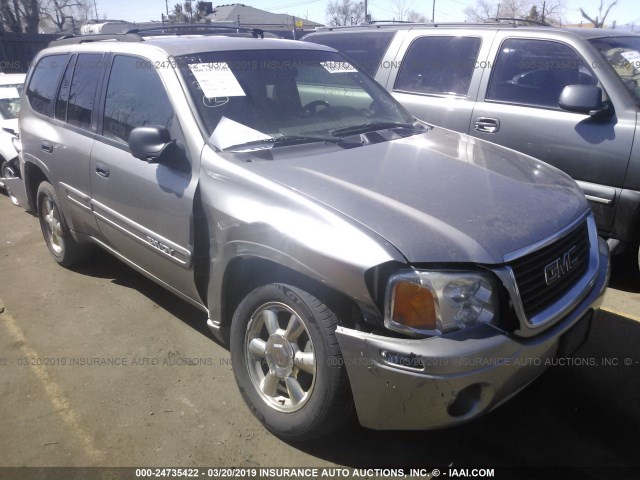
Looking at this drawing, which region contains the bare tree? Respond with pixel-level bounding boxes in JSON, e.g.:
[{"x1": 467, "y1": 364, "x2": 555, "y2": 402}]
[
  {"x1": 464, "y1": 0, "x2": 498, "y2": 22},
  {"x1": 579, "y1": 0, "x2": 617, "y2": 28},
  {"x1": 41, "y1": 0, "x2": 93, "y2": 32},
  {"x1": 407, "y1": 9, "x2": 427, "y2": 22},
  {"x1": 326, "y1": 0, "x2": 364, "y2": 26},
  {"x1": 0, "y1": 0, "x2": 39, "y2": 32},
  {"x1": 391, "y1": 0, "x2": 411, "y2": 21},
  {"x1": 465, "y1": 0, "x2": 564, "y2": 24}
]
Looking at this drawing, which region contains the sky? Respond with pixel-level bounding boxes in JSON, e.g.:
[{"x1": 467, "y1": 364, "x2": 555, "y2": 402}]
[{"x1": 100, "y1": 0, "x2": 640, "y2": 28}]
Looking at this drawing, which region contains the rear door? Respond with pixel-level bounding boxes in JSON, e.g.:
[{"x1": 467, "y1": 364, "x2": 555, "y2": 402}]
[
  {"x1": 469, "y1": 33, "x2": 636, "y2": 235},
  {"x1": 22, "y1": 53, "x2": 101, "y2": 237},
  {"x1": 90, "y1": 54, "x2": 202, "y2": 303},
  {"x1": 384, "y1": 29, "x2": 496, "y2": 132}
]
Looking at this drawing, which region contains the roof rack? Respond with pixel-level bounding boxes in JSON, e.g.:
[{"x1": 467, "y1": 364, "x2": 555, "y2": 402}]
[
  {"x1": 492, "y1": 17, "x2": 552, "y2": 26},
  {"x1": 50, "y1": 23, "x2": 266, "y2": 46},
  {"x1": 51, "y1": 32, "x2": 144, "y2": 46},
  {"x1": 126, "y1": 24, "x2": 266, "y2": 38}
]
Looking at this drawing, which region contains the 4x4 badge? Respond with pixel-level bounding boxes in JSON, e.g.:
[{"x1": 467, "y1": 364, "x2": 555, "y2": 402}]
[{"x1": 544, "y1": 245, "x2": 578, "y2": 285}]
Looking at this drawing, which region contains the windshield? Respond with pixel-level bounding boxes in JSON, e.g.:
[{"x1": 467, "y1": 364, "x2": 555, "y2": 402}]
[
  {"x1": 0, "y1": 83, "x2": 23, "y2": 120},
  {"x1": 176, "y1": 49, "x2": 416, "y2": 150},
  {"x1": 589, "y1": 36, "x2": 640, "y2": 106}
]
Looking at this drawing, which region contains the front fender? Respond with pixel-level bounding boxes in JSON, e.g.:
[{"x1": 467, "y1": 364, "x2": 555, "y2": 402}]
[{"x1": 197, "y1": 149, "x2": 406, "y2": 331}]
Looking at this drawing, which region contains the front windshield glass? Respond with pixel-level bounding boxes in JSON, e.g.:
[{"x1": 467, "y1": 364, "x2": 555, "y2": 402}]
[
  {"x1": 176, "y1": 49, "x2": 416, "y2": 150},
  {"x1": 589, "y1": 36, "x2": 640, "y2": 106}
]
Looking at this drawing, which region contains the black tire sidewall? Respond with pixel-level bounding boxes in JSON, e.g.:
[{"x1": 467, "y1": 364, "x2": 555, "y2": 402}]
[{"x1": 230, "y1": 283, "x2": 346, "y2": 440}]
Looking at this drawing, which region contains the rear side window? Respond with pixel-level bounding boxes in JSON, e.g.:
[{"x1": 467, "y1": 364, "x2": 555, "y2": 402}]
[
  {"x1": 304, "y1": 31, "x2": 395, "y2": 76},
  {"x1": 26, "y1": 55, "x2": 67, "y2": 117},
  {"x1": 67, "y1": 54, "x2": 104, "y2": 129},
  {"x1": 394, "y1": 36, "x2": 482, "y2": 96},
  {"x1": 486, "y1": 38, "x2": 596, "y2": 108},
  {"x1": 103, "y1": 55, "x2": 174, "y2": 143}
]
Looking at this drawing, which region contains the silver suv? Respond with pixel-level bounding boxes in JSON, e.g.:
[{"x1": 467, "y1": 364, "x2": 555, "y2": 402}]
[
  {"x1": 12, "y1": 26, "x2": 609, "y2": 440},
  {"x1": 304, "y1": 23, "x2": 640, "y2": 267}
]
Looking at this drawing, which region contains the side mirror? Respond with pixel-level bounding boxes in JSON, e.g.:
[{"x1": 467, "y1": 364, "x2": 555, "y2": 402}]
[
  {"x1": 128, "y1": 126, "x2": 174, "y2": 163},
  {"x1": 558, "y1": 85, "x2": 610, "y2": 118}
]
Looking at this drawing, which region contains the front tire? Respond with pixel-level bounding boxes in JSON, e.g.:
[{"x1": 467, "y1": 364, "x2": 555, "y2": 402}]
[
  {"x1": 1, "y1": 160, "x2": 20, "y2": 205},
  {"x1": 37, "y1": 181, "x2": 92, "y2": 267},
  {"x1": 230, "y1": 283, "x2": 353, "y2": 440}
]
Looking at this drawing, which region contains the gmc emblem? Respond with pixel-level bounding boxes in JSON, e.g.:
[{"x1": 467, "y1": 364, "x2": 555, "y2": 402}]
[{"x1": 544, "y1": 245, "x2": 578, "y2": 285}]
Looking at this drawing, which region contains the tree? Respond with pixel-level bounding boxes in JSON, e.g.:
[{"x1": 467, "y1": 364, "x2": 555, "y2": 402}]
[
  {"x1": 40, "y1": 0, "x2": 93, "y2": 32},
  {"x1": 391, "y1": 0, "x2": 410, "y2": 21},
  {"x1": 326, "y1": 0, "x2": 364, "y2": 26},
  {"x1": 0, "y1": 0, "x2": 40, "y2": 32},
  {"x1": 407, "y1": 9, "x2": 428, "y2": 22},
  {"x1": 579, "y1": 0, "x2": 618, "y2": 28},
  {"x1": 464, "y1": 0, "x2": 565, "y2": 25},
  {"x1": 169, "y1": 0, "x2": 210, "y2": 23}
]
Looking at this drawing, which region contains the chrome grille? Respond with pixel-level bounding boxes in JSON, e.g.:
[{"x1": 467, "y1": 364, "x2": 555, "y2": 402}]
[{"x1": 510, "y1": 221, "x2": 590, "y2": 318}]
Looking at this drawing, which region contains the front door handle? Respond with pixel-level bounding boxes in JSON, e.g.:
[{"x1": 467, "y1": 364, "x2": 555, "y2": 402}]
[
  {"x1": 41, "y1": 141, "x2": 53, "y2": 153},
  {"x1": 474, "y1": 117, "x2": 500, "y2": 134},
  {"x1": 95, "y1": 162, "x2": 110, "y2": 178}
]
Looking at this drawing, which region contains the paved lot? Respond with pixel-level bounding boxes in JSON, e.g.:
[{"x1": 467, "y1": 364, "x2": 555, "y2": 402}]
[{"x1": 0, "y1": 192, "x2": 639, "y2": 473}]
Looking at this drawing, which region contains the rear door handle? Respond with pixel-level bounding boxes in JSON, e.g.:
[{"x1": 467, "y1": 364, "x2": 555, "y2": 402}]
[
  {"x1": 474, "y1": 117, "x2": 500, "y2": 134},
  {"x1": 41, "y1": 141, "x2": 53, "y2": 153},
  {"x1": 95, "y1": 162, "x2": 110, "y2": 178}
]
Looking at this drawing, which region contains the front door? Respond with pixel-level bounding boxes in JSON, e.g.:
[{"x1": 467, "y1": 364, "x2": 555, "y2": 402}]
[
  {"x1": 90, "y1": 54, "x2": 201, "y2": 303},
  {"x1": 469, "y1": 35, "x2": 636, "y2": 235}
]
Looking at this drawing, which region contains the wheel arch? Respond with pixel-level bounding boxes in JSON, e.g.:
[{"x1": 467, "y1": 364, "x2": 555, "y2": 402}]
[
  {"x1": 215, "y1": 256, "x2": 363, "y2": 343},
  {"x1": 23, "y1": 161, "x2": 50, "y2": 213}
]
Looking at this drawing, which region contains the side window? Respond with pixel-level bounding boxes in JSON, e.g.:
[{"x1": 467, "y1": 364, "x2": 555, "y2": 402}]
[
  {"x1": 305, "y1": 31, "x2": 396, "y2": 77},
  {"x1": 394, "y1": 36, "x2": 482, "y2": 96},
  {"x1": 26, "y1": 55, "x2": 68, "y2": 117},
  {"x1": 486, "y1": 38, "x2": 597, "y2": 108},
  {"x1": 103, "y1": 56, "x2": 174, "y2": 143},
  {"x1": 55, "y1": 55, "x2": 75, "y2": 121},
  {"x1": 67, "y1": 54, "x2": 104, "y2": 129}
]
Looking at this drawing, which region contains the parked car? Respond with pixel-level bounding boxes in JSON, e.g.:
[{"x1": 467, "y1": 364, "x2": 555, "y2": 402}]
[
  {"x1": 11, "y1": 26, "x2": 608, "y2": 440},
  {"x1": 303, "y1": 22, "x2": 640, "y2": 267},
  {"x1": 0, "y1": 72, "x2": 25, "y2": 205}
]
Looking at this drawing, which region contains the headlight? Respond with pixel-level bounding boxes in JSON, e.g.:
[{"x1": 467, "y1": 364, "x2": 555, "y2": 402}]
[{"x1": 384, "y1": 270, "x2": 497, "y2": 337}]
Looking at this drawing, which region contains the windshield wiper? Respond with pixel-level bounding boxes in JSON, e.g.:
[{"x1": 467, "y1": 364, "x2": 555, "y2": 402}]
[
  {"x1": 223, "y1": 135, "x2": 342, "y2": 151},
  {"x1": 330, "y1": 121, "x2": 417, "y2": 137}
]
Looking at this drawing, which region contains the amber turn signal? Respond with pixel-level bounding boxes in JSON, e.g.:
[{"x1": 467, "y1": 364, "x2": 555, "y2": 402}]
[{"x1": 391, "y1": 281, "x2": 437, "y2": 330}]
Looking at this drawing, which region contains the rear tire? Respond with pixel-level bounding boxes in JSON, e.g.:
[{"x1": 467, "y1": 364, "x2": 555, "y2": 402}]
[
  {"x1": 230, "y1": 283, "x2": 353, "y2": 440},
  {"x1": 37, "y1": 181, "x2": 92, "y2": 266}
]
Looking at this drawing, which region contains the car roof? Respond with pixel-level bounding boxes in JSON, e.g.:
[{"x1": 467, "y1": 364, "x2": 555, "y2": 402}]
[
  {"x1": 306, "y1": 23, "x2": 640, "y2": 40},
  {"x1": 45, "y1": 33, "x2": 335, "y2": 58}
]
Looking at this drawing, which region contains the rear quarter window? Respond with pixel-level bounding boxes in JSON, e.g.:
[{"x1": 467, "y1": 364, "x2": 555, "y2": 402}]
[
  {"x1": 26, "y1": 55, "x2": 68, "y2": 117},
  {"x1": 304, "y1": 31, "x2": 395, "y2": 76}
]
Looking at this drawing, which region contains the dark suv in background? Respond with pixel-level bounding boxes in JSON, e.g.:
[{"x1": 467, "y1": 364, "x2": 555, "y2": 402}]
[{"x1": 304, "y1": 22, "x2": 640, "y2": 267}]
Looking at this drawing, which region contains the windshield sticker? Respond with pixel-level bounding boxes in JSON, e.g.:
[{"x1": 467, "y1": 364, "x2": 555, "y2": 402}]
[
  {"x1": 0, "y1": 87, "x2": 20, "y2": 100},
  {"x1": 189, "y1": 63, "x2": 245, "y2": 98},
  {"x1": 320, "y1": 61, "x2": 358, "y2": 73},
  {"x1": 620, "y1": 51, "x2": 640, "y2": 73},
  {"x1": 209, "y1": 116, "x2": 272, "y2": 150}
]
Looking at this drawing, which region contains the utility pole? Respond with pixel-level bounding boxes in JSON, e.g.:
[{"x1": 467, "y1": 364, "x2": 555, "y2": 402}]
[
  {"x1": 432, "y1": 0, "x2": 435, "y2": 22},
  {"x1": 93, "y1": 0, "x2": 98, "y2": 20},
  {"x1": 165, "y1": 0, "x2": 169, "y2": 17},
  {"x1": 364, "y1": 0, "x2": 370, "y2": 23}
]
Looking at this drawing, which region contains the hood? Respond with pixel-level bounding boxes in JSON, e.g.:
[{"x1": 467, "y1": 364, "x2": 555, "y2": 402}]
[{"x1": 242, "y1": 128, "x2": 588, "y2": 264}]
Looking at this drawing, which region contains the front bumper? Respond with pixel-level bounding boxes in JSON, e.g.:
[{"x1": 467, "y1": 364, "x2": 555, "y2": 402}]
[{"x1": 336, "y1": 237, "x2": 610, "y2": 430}]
